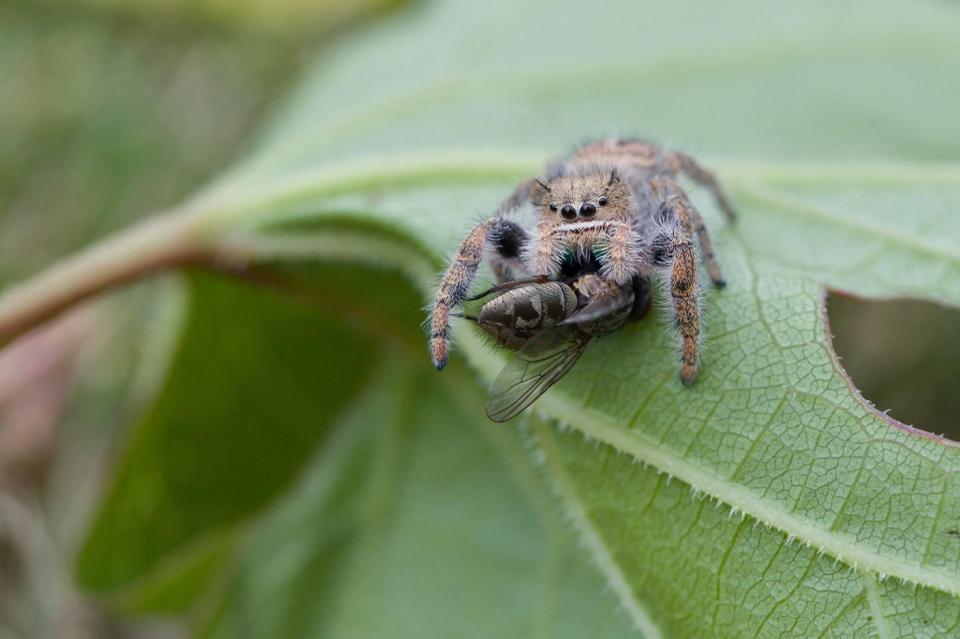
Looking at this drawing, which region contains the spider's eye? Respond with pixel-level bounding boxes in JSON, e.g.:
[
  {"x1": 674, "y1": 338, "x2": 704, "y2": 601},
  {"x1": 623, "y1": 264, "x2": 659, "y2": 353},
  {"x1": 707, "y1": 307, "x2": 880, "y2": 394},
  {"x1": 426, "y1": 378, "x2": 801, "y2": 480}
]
[
  {"x1": 598, "y1": 196, "x2": 608, "y2": 206},
  {"x1": 560, "y1": 204, "x2": 577, "y2": 220},
  {"x1": 549, "y1": 204, "x2": 558, "y2": 212}
]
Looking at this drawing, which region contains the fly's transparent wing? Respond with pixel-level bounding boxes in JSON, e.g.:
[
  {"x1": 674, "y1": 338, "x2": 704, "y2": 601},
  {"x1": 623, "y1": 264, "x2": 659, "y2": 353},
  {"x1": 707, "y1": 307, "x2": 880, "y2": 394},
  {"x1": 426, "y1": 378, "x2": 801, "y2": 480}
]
[{"x1": 485, "y1": 328, "x2": 589, "y2": 423}]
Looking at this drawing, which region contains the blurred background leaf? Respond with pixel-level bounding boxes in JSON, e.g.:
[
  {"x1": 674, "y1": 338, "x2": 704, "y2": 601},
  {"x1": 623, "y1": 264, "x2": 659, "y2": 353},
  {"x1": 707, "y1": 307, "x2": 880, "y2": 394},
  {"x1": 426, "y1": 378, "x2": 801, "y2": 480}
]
[
  {"x1": 0, "y1": 0, "x2": 396, "y2": 636},
  {"x1": 0, "y1": 0, "x2": 396, "y2": 283}
]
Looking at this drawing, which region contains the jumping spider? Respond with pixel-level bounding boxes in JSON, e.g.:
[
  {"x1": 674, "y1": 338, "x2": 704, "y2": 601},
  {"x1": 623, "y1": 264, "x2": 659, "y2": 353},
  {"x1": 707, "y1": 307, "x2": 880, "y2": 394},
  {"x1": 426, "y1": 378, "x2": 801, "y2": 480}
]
[{"x1": 429, "y1": 137, "x2": 736, "y2": 385}]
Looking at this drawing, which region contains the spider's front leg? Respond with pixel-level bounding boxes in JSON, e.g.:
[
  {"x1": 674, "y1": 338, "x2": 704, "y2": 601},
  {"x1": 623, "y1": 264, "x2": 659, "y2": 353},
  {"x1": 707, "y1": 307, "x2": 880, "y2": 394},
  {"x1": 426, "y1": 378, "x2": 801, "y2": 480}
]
[
  {"x1": 667, "y1": 225, "x2": 701, "y2": 385},
  {"x1": 648, "y1": 223, "x2": 701, "y2": 386},
  {"x1": 652, "y1": 176, "x2": 727, "y2": 287},
  {"x1": 649, "y1": 179, "x2": 713, "y2": 385},
  {"x1": 429, "y1": 216, "x2": 529, "y2": 370}
]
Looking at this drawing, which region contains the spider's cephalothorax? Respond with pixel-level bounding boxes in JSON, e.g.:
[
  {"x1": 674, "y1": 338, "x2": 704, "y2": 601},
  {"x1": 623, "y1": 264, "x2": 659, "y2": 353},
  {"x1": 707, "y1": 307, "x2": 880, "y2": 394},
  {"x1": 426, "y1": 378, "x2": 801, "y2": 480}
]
[{"x1": 428, "y1": 137, "x2": 736, "y2": 385}]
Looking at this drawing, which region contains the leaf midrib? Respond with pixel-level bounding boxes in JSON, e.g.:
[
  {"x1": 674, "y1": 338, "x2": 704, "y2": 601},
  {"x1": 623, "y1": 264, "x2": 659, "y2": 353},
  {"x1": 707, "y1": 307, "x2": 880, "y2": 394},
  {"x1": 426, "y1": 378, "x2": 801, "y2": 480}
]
[
  {"x1": 194, "y1": 150, "x2": 960, "y2": 273},
  {"x1": 861, "y1": 573, "x2": 892, "y2": 639},
  {"x1": 515, "y1": 383, "x2": 960, "y2": 596},
  {"x1": 532, "y1": 419, "x2": 663, "y2": 639}
]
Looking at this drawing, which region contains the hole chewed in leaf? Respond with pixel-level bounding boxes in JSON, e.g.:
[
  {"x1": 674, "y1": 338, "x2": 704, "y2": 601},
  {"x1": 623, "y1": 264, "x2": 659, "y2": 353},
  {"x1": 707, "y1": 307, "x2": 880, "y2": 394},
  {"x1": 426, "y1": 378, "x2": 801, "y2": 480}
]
[{"x1": 825, "y1": 290, "x2": 960, "y2": 444}]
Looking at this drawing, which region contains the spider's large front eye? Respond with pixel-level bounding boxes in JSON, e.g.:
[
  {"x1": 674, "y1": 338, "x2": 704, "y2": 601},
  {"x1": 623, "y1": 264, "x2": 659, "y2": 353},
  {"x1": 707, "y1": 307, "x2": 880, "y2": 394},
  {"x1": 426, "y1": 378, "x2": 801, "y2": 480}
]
[
  {"x1": 560, "y1": 204, "x2": 577, "y2": 220},
  {"x1": 598, "y1": 196, "x2": 608, "y2": 206},
  {"x1": 549, "y1": 204, "x2": 558, "y2": 212}
]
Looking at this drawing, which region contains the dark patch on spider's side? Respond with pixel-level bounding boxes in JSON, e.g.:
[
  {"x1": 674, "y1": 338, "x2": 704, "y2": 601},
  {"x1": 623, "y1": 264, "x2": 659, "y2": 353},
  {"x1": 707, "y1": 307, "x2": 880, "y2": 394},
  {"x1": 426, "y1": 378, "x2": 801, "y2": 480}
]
[
  {"x1": 494, "y1": 220, "x2": 526, "y2": 259},
  {"x1": 824, "y1": 290, "x2": 960, "y2": 445},
  {"x1": 651, "y1": 235, "x2": 673, "y2": 267},
  {"x1": 947, "y1": 529, "x2": 960, "y2": 539}
]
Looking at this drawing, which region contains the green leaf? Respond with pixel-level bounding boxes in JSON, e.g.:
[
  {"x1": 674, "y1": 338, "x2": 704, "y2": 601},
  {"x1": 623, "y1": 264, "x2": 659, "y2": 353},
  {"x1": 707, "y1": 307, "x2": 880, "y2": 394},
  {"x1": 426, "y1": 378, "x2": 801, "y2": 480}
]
[
  {"x1": 77, "y1": 262, "x2": 637, "y2": 636},
  {"x1": 74, "y1": 0, "x2": 960, "y2": 636},
  {"x1": 199, "y1": 355, "x2": 636, "y2": 639},
  {"x1": 76, "y1": 269, "x2": 381, "y2": 599},
  {"x1": 533, "y1": 420, "x2": 960, "y2": 637}
]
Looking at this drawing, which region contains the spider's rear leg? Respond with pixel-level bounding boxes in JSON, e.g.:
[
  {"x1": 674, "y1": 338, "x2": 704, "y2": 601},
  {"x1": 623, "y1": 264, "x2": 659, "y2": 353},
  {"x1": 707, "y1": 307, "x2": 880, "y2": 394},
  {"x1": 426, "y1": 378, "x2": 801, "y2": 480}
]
[
  {"x1": 571, "y1": 139, "x2": 737, "y2": 222},
  {"x1": 654, "y1": 176, "x2": 727, "y2": 288},
  {"x1": 666, "y1": 151, "x2": 737, "y2": 222}
]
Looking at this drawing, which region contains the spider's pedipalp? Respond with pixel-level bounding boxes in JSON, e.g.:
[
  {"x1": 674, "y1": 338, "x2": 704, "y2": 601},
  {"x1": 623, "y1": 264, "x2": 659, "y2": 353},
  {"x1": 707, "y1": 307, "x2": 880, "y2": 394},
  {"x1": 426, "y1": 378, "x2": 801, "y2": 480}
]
[
  {"x1": 523, "y1": 216, "x2": 565, "y2": 278},
  {"x1": 598, "y1": 220, "x2": 643, "y2": 285}
]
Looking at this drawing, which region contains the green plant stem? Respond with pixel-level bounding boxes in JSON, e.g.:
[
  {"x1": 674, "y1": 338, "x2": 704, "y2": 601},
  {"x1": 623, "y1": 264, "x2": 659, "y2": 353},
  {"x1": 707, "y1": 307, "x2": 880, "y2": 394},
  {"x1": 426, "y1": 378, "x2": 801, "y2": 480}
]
[
  {"x1": 0, "y1": 210, "x2": 203, "y2": 344},
  {"x1": 0, "y1": 151, "x2": 541, "y2": 344}
]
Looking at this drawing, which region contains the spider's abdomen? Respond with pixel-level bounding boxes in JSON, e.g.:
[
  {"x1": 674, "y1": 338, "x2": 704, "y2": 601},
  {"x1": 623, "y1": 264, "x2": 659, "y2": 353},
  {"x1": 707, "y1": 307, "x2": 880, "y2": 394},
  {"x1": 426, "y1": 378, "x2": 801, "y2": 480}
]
[{"x1": 571, "y1": 138, "x2": 659, "y2": 167}]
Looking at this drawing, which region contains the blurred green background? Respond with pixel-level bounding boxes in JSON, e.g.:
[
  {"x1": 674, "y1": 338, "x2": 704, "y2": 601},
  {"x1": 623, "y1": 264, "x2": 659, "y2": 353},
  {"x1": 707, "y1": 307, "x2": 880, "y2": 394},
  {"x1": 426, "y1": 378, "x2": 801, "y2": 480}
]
[
  {"x1": 0, "y1": 0, "x2": 958, "y2": 637},
  {"x1": 0, "y1": 1, "x2": 394, "y2": 636}
]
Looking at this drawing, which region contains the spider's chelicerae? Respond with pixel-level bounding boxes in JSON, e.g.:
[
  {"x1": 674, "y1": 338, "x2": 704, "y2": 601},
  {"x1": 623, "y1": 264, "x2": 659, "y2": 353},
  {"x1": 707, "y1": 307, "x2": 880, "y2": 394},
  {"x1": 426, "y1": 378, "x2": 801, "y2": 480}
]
[{"x1": 429, "y1": 137, "x2": 736, "y2": 385}]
